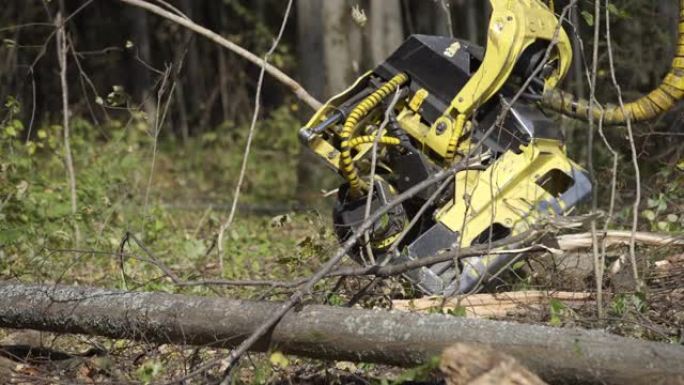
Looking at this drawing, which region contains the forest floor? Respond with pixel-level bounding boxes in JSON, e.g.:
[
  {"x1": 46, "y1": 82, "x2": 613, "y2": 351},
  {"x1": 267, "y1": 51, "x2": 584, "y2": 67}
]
[{"x1": 0, "y1": 111, "x2": 683, "y2": 384}]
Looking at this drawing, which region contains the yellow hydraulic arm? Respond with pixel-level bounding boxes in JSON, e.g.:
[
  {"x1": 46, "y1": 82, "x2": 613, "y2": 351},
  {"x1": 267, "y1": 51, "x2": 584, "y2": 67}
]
[
  {"x1": 440, "y1": 0, "x2": 572, "y2": 161},
  {"x1": 542, "y1": 0, "x2": 684, "y2": 124}
]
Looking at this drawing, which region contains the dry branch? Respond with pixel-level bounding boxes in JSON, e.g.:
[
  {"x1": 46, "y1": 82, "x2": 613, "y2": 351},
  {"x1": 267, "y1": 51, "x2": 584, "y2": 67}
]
[
  {"x1": 116, "y1": 0, "x2": 322, "y2": 110},
  {"x1": 0, "y1": 282, "x2": 683, "y2": 385},
  {"x1": 557, "y1": 231, "x2": 684, "y2": 250},
  {"x1": 56, "y1": 9, "x2": 79, "y2": 245},
  {"x1": 322, "y1": 230, "x2": 682, "y2": 280},
  {"x1": 120, "y1": 230, "x2": 683, "y2": 290}
]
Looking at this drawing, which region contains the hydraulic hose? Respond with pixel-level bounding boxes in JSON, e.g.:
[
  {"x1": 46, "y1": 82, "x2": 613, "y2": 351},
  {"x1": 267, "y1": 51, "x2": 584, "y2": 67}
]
[
  {"x1": 347, "y1": 135, "x2": 401, "y2": 150},
  {"x1": 339, "y1": 72, "x2": 409, "y2": 197},
  {"x1": 542, "y1": 0, "x2": 684, "y2": 125}
]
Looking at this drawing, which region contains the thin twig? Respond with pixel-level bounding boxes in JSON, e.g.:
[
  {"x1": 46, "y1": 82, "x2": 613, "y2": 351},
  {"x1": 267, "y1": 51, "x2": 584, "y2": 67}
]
[
  {"x1": 56, "y1": 6, "x2": 80, "y2": 245},
  {"x1": 362, "y1": 88, "x2": 403, "y2": 265},
  {"x1": 587, "y1": 0, "x2": 604, "y2": 321},
  {"x1": 216, "y1": 0, "x2": 294, "y2": 273},
  {"x1": 142, "y1": 65, "x2": 175, "y2": 228},
  {"x1": 604, "y1": 0, "x2": 642, "y2": 290}
]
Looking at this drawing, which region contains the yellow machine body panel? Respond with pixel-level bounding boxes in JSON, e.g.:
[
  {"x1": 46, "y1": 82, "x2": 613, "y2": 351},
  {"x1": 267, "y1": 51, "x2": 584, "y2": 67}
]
[
  {"x1": 435, "y1": 139, "x2": 579, "y2": 248},
  {"x1": 395, "y1": 110, "x2": 455, "y2": 157}
]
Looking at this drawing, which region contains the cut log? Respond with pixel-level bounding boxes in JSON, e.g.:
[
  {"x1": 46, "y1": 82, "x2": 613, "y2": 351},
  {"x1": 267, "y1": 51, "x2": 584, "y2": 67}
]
[
  {"x1": 440, "y1": 343, "x2": 547, "y2": 385},
  {"x1": 393, "y1": 291, "x2": 599, "y2": 318},
  {"x1": 0, "y1": 282, "x2": 683, "y2": 385},
  {"x1": 556, "y1": 231, "x2": 684, "y2": 250}
]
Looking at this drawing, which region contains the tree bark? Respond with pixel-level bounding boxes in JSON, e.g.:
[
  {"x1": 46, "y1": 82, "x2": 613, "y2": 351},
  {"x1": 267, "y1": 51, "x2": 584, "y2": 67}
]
[
  {"x1": 321, "y1": 0, "x2": 359, "y2": 96},
  {"x1": 294, "y1": 0, "x2": 328, "y2": 203},
  {"x1": 0, "y1": 282, "x2": 683, "y2": 385},
  {"x1": 366, "y1": 1, "x2": 404, "y2": 68}
]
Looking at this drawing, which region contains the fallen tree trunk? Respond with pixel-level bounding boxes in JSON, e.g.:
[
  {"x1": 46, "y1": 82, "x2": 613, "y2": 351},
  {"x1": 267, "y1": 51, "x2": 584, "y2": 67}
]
[{"x1": 0, "y1": 282, "x2": 682, "y2": 385}]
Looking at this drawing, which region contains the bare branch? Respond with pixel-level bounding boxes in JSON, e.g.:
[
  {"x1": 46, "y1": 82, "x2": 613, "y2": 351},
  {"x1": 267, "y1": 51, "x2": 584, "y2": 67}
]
[
  {"x1": 55, "y1": 7, "x2": 79, "y2": 245},
  {"x1": 604, "y1": 0, "x2": 643, "y2": 291}
]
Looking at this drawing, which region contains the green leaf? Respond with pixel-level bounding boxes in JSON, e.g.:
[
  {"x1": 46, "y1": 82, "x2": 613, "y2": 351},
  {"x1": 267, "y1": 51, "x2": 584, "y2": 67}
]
[
  {"x1": 182, "y1": 238, "x2": 205, "y2": 259},
  {"x1": 607, "y1": 3, "x2": 620, "y2": 16},
  {"x1": 447, "y1": 306, "x2": 467, "y2": 317},
  {"x1": 512, "y1": 260, "x2": 526, "y2": 270},
  {"x1": 136, "y1": 359, "x2": 163, "y2": 384},
  {"x1": 0, "y1": 228, "x2": 24, "y2": 243},
  {"x1": 606, "y1": 2, "x2": 630, "y2": 18},
  {"x1": 4, "y1": 125, "x2": 17, "y2": 138},
  {"x1": 581, "y1": 10, "x2": 594, "y2": 26},
  {"x1": 642, "y1": 209, "x2": 656, "y2": 222},
  {"x1": 631, "y1": 293, "x2": 646, "y2": 313},
  {"x1": 15, "y1": 180, "x2": 28, "y2": 200},
  {"x1": 611, "y1": 295, "x2": 626, "y2": 315},
  {"x1": 549, "y1": 298, "x2": 566, "y2": 327},
  {"x1": 4, "y1": 96, "x2": 20, "y2": 114},
  {"x1": 326, "y1": 293, "x2": 344, "y2": 306},
  {"x1": 11, "y1": 119, "x2": 24, "y2": 131},
  {"x1": 269, "y1": 351, "x2": 290, "y2": 368}
]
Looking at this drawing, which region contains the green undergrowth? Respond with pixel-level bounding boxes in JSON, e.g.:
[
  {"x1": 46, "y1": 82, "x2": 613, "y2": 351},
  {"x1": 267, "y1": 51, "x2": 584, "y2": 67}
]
[{"x1": 0, "y1": 102, "x2": 336, "y2": 296}]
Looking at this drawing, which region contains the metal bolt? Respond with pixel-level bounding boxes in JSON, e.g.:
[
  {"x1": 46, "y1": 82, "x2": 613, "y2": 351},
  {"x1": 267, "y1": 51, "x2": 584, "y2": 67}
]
[
  {"x1": 435, "y1": 122, "x2": 447, "y2": 135},
  {"x1": 328, "y1": 151, "x2": 337, "y2": 159}
]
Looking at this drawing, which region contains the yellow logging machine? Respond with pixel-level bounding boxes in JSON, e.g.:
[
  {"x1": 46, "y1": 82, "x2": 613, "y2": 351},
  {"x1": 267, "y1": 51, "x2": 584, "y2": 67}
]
[{"x1": 299, "y1": 0, "x2": 684, "y2": 294}]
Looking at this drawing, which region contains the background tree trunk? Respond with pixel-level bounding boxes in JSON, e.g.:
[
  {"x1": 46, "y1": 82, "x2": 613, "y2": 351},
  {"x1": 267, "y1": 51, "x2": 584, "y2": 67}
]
[
  {"x1": 365, "y1": 1, "x2": 404, "y2": 68},
  {"x1": 127, "y1": 7, "x2": 155, "y2": 119},
  {"x1": 294, "y1": 0, "x2": 405, "y2": 204},
  {"x1": 321, "y1": 0, "x2": 360, "y2": 96},
  {"x1": 295, "y1": 0, "x2": 328, "y2": 203}
]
